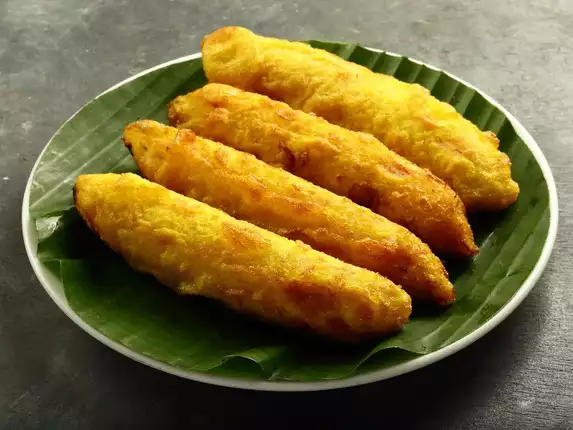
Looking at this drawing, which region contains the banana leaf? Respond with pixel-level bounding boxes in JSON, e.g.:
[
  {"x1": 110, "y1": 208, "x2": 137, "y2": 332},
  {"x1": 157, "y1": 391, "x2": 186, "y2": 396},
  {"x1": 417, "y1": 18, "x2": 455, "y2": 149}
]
[{"x1": 28, "y1": 42, "x2": 551, "y2": 381}]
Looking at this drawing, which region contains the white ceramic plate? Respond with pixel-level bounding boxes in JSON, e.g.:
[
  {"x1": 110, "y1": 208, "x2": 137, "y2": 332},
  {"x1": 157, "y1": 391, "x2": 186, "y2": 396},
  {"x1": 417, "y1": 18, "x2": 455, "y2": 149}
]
[{"x1": 22, "y1": 50, "x2": 558, "y2": 391}]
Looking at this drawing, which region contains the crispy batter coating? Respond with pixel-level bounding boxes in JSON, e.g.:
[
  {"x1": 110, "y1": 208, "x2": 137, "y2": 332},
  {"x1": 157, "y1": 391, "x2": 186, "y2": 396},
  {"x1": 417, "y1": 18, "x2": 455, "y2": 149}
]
[
  {"x1": 200, "y1": 27, "x2": 520, "y2": 212},
  {"x1": 74, "y1": 173, "x2": 411, "y2": 340},
  {"x1": 169, "y1": 84, "x2": 477, "y2": 257},
  {"x1": 124, "y1": 120, "x2": 455, "y2": 304}
]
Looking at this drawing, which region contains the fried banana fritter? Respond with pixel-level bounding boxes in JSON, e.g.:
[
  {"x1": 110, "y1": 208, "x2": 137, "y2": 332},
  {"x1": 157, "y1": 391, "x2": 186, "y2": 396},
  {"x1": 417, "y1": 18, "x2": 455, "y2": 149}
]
[
  {"x1": 168, "y1": 84, "x2": 477, "y2": 257},
  {"x1": 124, "y1": 120, "x2": 455, "y2": 304},
  {"x1": 200, "y1": 27, "x2": 520, "y2": 212},
  {"x1": 74, "y1": 173, "x2": 412, "y2": 340}
]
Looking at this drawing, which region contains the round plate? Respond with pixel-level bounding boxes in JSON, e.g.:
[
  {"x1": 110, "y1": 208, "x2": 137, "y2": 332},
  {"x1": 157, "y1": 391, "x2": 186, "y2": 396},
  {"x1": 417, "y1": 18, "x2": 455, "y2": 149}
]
[{"x1": 22, "y1": 47, "x2": 558, "y2": 391}]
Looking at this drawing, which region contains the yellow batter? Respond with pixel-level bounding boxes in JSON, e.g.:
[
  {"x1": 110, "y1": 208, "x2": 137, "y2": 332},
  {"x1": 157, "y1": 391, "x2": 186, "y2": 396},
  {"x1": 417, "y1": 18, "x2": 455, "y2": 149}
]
[
  {"x1": 124, "y1": 120, "x2": 455, "y2": 304},
  {"x1": 201, "y1": 27, "x2": 519, "y2": 212},
  {"x1": 169, "y1": 83, "x2": 477, "y2": 257},
  {"x1": 74, "y1": 173, "x2": 412, "y2": 340}
]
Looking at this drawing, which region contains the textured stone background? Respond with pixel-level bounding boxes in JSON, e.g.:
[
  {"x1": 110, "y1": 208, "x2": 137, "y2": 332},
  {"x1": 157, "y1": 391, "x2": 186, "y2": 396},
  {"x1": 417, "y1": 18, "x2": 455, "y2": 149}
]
[{"x1": 1, "y1": 0, "x2": 572, "y2": 428}]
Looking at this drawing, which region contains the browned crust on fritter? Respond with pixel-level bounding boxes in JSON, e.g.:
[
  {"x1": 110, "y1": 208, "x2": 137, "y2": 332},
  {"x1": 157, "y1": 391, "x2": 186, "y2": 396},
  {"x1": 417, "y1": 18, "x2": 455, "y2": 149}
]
[
  {"x1": 168, "y1": 84, "x2": 477, "y2": 257},
  {"x1": 124, "y1": 120, "x2": 457, "y2": 304},
  {"x1": 200, "y1": 27, "x2": 519, "y2": 213},
  {"x1": 74, "y1": 173, "x2": 412, "y2": 340}
]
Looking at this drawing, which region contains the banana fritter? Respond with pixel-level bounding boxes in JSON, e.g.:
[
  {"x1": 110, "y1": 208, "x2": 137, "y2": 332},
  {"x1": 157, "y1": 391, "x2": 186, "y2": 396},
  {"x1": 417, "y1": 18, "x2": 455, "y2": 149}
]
[
  {"x1": 124, "y1": 120, "x2": 455, "y2": 304},
  {"x1": 169, "y1": 84, "x2": 477, "y2": 257},
  {"x1": 74, "y1": 173, "x2": 412, "y2": 340},
  {"x1": 200, "y1": 27, "x2": 520, "y2": 212}
]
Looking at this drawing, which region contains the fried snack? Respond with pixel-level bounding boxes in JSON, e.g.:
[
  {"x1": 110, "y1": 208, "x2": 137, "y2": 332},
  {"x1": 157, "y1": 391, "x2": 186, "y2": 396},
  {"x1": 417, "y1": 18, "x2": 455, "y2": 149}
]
[
  {"x1": 168, "y1": 84, "x2": 477, "y2": 257},
  {"x1": 200, "y1": 27, "x2": 520, "y2": 212},
  {"x1": 74, "y1": 173, "x2": 411, "y2": 340},
  {"x1": 124, "y1": 120, "x2": 455, "y2": 304}
]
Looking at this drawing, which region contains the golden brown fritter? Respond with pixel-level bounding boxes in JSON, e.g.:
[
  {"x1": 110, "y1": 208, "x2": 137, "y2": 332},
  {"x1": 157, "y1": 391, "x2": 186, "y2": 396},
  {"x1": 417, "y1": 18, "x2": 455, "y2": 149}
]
[
  {"x1": 200, "y1": 27, "x2": 520, "y2": 212},
  {"x1": 74, "y1": 173, "x2": 412, "y2": 340},
  {"x1": 169, "y1": 84, "x2": 477, "y2": 257},
  {"x1": 124, "y1": 120, "x2": 455, "y2": 304}
]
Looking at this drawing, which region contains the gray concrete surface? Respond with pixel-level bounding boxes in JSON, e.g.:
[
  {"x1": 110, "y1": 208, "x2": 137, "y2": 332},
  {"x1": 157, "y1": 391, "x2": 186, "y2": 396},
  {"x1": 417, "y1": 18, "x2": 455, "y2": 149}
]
[{"x1": 1, "y1": 0, "x2": 572, "y2": 428}]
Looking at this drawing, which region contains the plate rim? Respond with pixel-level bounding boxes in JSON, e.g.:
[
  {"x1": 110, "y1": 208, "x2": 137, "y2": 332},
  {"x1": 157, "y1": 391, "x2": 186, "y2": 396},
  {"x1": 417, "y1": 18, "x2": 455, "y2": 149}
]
[{"x1": 22, "y1": 49, "x2": 559, "y2": 392}]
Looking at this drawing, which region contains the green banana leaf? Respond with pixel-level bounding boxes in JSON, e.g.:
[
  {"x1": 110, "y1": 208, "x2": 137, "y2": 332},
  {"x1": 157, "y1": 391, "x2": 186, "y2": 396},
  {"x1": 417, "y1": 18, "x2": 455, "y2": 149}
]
[{"x1": 29, "y1": 42, "x2": 551, "y2": 381}]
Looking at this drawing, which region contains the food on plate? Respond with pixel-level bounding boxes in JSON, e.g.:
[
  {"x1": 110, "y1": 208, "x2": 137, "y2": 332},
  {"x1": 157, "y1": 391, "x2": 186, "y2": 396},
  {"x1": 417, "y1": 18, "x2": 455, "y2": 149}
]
[
  {"x1": 74, "y1": 173, "x2": 412, "y2": 340},
  {"x1": 168, "y1": 83, "x2": 478, "y2": 257},
  {"x1": 200, "y1": 26, "x2": 520, "y2": 212},
  {"x1": 124, "y1": 120, "x2": 455, "y2": 304}
]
